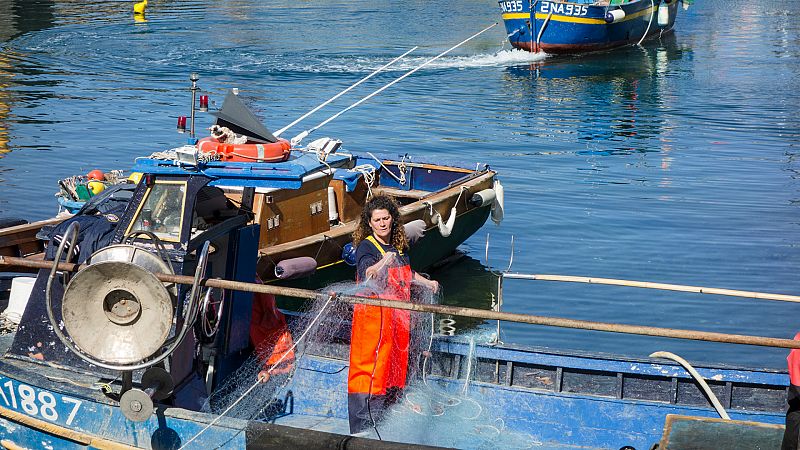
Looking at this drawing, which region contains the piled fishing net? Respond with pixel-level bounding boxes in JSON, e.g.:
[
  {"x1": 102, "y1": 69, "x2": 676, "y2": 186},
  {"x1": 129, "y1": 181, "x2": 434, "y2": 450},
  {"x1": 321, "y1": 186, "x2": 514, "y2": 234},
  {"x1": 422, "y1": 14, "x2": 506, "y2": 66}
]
[{"x1": 203, "y1": 258, "x2": 537, "y2": 448}]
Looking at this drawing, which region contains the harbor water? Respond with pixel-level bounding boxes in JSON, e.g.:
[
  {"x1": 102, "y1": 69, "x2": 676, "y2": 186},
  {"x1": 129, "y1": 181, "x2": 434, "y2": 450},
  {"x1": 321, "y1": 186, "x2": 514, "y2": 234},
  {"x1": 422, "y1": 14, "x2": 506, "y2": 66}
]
[{"x1": 0, "y1": 0, "x2": 798, "y2": 369}]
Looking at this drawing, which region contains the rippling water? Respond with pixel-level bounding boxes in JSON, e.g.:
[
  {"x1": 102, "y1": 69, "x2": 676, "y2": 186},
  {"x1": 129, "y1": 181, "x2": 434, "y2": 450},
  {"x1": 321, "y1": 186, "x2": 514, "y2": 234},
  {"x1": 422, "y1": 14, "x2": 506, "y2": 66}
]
[{"x1": 0, "y1": 0, "x2": 798, "y2": 368}]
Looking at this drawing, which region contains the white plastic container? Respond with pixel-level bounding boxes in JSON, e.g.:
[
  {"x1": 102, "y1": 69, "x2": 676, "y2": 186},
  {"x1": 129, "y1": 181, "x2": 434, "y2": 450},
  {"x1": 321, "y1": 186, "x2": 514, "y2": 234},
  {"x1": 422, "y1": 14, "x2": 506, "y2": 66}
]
[
  {"x1": 657, "y1": 3, "x2": 670, "y2": 27},
  {"x1": 5, "y1": 277, "x2": 35, "y2": 324}
]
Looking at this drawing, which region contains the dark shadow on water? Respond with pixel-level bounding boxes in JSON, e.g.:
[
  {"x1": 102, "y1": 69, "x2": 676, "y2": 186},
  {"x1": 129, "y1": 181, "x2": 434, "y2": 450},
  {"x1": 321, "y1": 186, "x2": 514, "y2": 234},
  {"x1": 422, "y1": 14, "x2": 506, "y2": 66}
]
[{"x1": 0, "y1": 0, "x2": 56, "y2": 42}]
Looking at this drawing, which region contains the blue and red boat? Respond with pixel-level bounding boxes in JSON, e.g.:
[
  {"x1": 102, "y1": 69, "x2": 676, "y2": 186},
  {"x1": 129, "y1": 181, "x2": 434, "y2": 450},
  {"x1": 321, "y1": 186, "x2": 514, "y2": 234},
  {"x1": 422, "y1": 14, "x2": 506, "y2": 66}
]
[{"x1": 499, "y1": 0, "x2": 684, "y2": 54}]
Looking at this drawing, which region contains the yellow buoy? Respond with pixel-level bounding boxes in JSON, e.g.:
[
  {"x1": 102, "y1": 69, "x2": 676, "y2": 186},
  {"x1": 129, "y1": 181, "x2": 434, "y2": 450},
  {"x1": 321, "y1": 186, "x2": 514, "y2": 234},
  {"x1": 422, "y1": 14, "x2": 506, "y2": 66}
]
[
  {"x1": 133, "y1": 0, "x2": 147, "y2": 15},
  {"x1": 128, "y1": 172, "x2": 143, "y2": 184},
  {"x1": 88, "y1": 181, "x2": 106, "y2": 196}
]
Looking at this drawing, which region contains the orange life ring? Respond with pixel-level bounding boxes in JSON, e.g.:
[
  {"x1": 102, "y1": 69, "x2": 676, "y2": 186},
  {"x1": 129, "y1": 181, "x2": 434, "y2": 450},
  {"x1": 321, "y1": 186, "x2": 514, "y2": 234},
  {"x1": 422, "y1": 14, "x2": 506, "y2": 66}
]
[{"x1": 197, "y1": 137, "x2": 292, "y2": 163}]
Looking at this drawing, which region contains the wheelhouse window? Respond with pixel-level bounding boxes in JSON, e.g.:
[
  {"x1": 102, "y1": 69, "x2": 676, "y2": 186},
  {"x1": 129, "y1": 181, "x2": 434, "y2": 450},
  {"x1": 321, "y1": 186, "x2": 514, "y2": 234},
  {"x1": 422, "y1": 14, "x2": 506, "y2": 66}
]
[{"x1": 128, "y1": 181, "x2": 187, "y2": 242}]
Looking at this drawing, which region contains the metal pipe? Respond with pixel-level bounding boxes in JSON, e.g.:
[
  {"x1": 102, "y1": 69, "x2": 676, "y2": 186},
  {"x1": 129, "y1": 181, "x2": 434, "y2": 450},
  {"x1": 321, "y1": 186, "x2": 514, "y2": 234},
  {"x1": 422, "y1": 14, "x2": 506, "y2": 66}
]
[
  {"x1": 3, "y1": 255, "x2": 799, "y2": 349},
  {"x1": 189, "y1": 72, "x2": 199, "y2": 139}
]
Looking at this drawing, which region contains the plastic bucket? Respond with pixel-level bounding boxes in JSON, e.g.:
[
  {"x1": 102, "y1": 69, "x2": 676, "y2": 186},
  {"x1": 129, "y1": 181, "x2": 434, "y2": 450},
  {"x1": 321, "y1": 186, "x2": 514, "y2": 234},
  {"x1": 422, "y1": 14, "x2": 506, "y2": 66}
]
[{"x1": 6, "y1": 277, "x2": 36, "y2": 324}]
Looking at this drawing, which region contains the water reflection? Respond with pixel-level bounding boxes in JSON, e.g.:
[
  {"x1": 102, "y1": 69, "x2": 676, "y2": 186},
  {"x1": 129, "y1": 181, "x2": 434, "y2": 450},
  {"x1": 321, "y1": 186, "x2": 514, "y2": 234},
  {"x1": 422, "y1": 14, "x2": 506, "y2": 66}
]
[
  {"x1": 433, "y1": 252, "x2": 498, "y2": 335},
  {"x1": 499, "y1": 35, "x2": 691, "y2": 156},
  {"x1": 0, "y1": 0, "x2": 55, "y2": 42},
  {"x1": 0, "y1": 0, "x2": 56, "y2": 158}
]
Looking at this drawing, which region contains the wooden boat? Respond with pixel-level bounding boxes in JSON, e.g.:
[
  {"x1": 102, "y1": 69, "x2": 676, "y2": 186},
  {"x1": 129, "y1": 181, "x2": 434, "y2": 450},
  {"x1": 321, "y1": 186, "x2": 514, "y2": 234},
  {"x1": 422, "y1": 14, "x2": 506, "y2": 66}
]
[
  {"x1": 499, "y1": 0, "x2": 685, "y2": 54},
  {"x1": 0, "y1": 88, "x2": 502, "y2": 286},
  {"x1": 0, "y1": 252, "x2": 792, "y2": 448}
]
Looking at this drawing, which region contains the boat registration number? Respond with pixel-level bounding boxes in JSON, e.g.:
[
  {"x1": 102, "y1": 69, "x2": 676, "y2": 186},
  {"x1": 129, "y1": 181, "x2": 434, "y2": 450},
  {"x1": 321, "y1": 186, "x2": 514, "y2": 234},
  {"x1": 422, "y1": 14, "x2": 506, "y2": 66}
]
[
  {"x1": 540, "y1": 2, "x2": 589, "y2": 17},
  {"x1": 0, "y1": 376, "x2": 83, "y2": 426},
  {"x1": 498, "y1": 0, "x2": 524, "y2": 13}
]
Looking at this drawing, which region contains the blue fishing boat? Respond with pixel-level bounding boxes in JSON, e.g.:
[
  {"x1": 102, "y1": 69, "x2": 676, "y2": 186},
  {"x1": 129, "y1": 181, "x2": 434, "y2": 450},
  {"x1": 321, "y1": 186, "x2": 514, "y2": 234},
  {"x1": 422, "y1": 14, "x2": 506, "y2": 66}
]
[
  {"x1": 0, "y1": 62, "x2": 791, "y2": 450},
  {"x1": 0, "y1": 101, "x2": 793, "y2": 447},
  {"x1": 499, "y1": 0, "x2": 684, "y2": 54}
]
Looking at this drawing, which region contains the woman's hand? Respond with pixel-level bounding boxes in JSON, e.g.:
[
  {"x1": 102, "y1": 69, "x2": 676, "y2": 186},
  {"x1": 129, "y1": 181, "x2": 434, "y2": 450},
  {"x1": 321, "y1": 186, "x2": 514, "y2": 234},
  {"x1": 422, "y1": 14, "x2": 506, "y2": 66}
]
[
  {"x1": 414, "y1": 272, "x2": 439, "y2": 293},
  {"x1": 365, "y1": 251, "x2": 396, "y2": 280}
]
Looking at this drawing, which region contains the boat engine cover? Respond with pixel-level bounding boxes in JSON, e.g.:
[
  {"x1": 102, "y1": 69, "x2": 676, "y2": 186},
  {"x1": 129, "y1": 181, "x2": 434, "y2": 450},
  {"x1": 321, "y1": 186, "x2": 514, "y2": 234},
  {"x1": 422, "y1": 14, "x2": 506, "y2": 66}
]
[{"x1": 62, "y1": 261, "x2": 174, "y2": 364}]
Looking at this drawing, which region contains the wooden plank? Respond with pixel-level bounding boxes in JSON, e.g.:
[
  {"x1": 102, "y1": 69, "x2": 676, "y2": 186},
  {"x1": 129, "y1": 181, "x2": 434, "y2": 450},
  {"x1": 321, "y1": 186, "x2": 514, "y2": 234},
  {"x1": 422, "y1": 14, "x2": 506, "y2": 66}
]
[
  {"x1": 659, "y1": 414, "x2": 784, "y2": 450},
  {"x1": 372, "y1": 186, "x2": 429, "y2": 200},
  {"x1": 0, "y1": 217, "x2": 64, "y2": 257},
  {"x1": 259, "y1": 175, "x2": 332, "y2": 247},
  {"x1": 339, "y1": 177, "x2": 369, "y2": 223}
]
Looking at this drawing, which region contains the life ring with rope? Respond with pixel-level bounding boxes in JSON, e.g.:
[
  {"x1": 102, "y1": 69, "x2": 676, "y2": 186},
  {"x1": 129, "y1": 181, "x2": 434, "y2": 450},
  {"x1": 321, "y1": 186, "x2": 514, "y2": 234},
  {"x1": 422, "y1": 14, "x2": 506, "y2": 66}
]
[{"x1": 196, "y1": 137, "x2": 292, "y2": 163}]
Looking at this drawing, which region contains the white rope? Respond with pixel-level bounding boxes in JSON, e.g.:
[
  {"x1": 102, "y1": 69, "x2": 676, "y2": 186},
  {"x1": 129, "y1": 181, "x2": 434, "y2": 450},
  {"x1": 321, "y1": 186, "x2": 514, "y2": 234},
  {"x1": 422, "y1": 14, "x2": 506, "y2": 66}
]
[
  {"x1": 367, "y1": 152, "x2": 406, "y2": 185},
  {"x1": 349, "y1": 164, "x2": 376, "y2": 198},
  {"x1": 274, "y1": 47, "x2": 418, "y2": 137},
  {"x1": 291, "y1": 23, "x2": 499, "y2": 146},
  {"x1": 637, "y1": 0, "x2": 655, "y2": 46},
  {"x1": 179, "y1": 294, "x2": 337, "y2": 449},
  {"x1": 425, "y1": 186, "x2": 466, "y2": 238}
]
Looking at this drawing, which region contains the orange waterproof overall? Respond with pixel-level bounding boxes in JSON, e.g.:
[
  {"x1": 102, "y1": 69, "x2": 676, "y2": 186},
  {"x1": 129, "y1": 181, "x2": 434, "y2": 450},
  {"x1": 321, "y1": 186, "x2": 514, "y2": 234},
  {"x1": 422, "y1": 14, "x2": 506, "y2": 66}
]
[
  {"x1": 782, "y1": 332, "x2": 800, "y2": 450},
  {"x1": 250, "y1": 291, "x2": 295, "y2": 375},
  {"x1": 347, "y1": 236, "x2": 412, "y2": 433}
]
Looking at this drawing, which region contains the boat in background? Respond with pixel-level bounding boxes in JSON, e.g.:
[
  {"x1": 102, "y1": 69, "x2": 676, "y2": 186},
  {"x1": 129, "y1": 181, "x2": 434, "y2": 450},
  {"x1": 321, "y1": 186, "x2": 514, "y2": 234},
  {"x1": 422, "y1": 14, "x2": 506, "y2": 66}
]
[{"x1": 499, "y1": 0, "x2": 686, "y2": 54}]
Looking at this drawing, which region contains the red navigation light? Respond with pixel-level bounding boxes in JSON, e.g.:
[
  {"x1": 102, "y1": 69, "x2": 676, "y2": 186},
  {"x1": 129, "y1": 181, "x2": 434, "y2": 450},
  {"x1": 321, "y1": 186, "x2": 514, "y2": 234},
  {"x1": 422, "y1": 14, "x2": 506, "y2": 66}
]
[
  {"x1": 177, "y1": 115, "x2": 187, "y2": 133},
  {"x1": 199, "y1": 95, "x2": 209, "y2": 112}
]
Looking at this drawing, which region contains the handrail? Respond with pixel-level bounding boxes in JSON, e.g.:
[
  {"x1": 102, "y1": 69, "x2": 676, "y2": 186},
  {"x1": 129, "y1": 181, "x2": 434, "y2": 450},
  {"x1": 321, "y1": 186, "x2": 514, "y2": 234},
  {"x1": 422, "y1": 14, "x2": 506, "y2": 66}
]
[
  {"x1": 503, "y1": 272, "x2": 800, "y2": 303},
  {"x1": 2, "y1": 255, "x2": 800, "y2": 350}
]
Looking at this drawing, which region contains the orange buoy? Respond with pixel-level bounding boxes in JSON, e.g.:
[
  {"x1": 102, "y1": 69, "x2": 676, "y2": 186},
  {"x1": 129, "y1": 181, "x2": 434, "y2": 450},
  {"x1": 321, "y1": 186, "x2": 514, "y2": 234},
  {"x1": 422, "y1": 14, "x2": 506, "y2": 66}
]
[
  {"x1": 197, "y1": 137, "x2": 292, "y2": 163},
  {"x1": 87, "y1": 169, "x2": 105, "y2": 181}
]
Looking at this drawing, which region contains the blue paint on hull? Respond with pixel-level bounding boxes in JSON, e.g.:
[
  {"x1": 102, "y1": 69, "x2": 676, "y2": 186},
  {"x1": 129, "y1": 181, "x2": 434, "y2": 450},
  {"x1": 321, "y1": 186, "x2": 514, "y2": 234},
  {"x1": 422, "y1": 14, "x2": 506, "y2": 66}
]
[{"x1": 501, "y1": 0, "x2": 680, "y2": 54}]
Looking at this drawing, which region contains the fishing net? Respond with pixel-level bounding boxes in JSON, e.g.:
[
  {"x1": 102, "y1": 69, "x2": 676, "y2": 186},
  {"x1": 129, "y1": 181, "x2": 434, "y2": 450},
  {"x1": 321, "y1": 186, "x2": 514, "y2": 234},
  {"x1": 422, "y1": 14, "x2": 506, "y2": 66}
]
[{"x1": 202, "y1": 258, "x2": 536, "y2": 448}]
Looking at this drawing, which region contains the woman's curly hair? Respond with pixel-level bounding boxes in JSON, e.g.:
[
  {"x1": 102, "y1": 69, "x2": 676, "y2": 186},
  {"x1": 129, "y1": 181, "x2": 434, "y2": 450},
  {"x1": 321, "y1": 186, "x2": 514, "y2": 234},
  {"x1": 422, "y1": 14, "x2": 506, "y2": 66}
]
[{"x1": 352, "y1": 195, "x2": 408, "y2": 251}]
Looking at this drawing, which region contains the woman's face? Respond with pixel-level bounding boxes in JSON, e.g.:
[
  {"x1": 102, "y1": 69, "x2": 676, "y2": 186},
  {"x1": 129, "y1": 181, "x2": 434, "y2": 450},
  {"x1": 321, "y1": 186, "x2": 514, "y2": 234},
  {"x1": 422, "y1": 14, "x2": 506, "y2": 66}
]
[{"x1": 369, "y1": 208, "x2": 393, "y2": 243}]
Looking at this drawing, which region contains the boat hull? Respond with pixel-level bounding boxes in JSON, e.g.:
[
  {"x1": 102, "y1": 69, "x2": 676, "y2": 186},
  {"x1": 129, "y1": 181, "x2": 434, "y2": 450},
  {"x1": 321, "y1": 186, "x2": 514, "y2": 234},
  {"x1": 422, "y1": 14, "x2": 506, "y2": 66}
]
[
  {"x1": 275, "y1": 338, "x2": 787, "y2": 449},
  {"x1": 500, "y1": 0, "x2": 680, "y2": 54},
  {"x1": 0, "y1": 333, "x2": 787, "y2": 449},
  {"x1": 256, "y1": 168, "x2": 497, "y2": 283}
]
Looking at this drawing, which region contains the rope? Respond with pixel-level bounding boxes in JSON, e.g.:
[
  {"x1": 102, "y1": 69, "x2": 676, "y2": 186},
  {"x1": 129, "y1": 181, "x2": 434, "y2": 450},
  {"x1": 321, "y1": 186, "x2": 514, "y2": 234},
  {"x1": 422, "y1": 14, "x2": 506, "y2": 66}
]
[
  {"x1": 179, "y1": 293, "x2": 337, "y2": 449},
  {"x1": 274, "y1": 47, "x2": 418, "y2": 137},
  {"x1": 637, "y1": 0, "x2": 655, "y2": 46},
  {"x1": 290, "y1": 23, "x2": 498, "y2": 146},
  {"x1": 367, "y1": 152, "x2": 406, "y2": 185},
  {"x1": 349, "y1": 164, "x2": 376, "y2": 198},
  {"x1": 0, "y1": 315, "x2": 17, "y2": 335},
  {"x1": 650, "y1": 351, "x2": 730, "y2": 420}
]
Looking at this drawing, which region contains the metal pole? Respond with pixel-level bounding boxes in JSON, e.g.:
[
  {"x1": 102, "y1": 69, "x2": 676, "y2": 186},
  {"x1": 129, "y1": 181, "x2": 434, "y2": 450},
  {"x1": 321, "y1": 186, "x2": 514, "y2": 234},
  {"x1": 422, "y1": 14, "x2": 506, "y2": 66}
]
[
  {"x1": 189, "y1": 72, "x2": 199, "y2": 139},
  {"x1": 3, "y1": 256, "x2": 800, "y2": 349},
  {"x1": 503, "y1": 272, "x2": 800, "y2": 303}
]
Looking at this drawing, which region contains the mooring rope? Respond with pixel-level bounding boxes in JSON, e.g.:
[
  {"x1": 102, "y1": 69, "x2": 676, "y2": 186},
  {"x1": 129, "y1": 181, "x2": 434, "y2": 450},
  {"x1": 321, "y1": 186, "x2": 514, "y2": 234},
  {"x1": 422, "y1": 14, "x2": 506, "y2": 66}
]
[
  {"x1": 274, "y1": 47, "x2": 418, "y2": 137},
  {"x1": 179, "y1": 293, "x2": 337, "y2": 449},
  {"x1": 637, "y1": 0, "x2": 656, "y2": 46}
]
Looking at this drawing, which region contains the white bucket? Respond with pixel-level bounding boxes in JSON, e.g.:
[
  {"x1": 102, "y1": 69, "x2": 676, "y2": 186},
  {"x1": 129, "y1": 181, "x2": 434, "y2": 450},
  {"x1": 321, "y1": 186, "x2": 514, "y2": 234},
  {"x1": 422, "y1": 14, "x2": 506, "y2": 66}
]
[{"x1": 5, "y1": 277, "x2": 35, "y2": 324}]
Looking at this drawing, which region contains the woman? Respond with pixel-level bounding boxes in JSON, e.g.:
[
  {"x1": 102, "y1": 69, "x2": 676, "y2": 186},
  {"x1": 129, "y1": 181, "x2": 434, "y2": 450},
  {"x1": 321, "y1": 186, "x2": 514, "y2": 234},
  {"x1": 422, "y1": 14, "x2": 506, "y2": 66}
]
[{"x1": 347, "y1": 195, "x2": 439, "y2": 434}]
